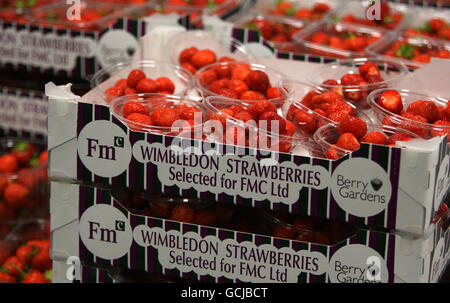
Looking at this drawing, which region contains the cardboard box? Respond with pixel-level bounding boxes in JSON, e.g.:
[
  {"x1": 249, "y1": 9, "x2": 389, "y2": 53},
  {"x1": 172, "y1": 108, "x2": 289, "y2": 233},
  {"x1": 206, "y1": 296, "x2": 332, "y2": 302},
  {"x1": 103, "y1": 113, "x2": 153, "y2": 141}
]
[
  {"x1": 47, "y1": 75, "x2": 449, "y2": 236},
  {"x1": 50, "y1": 181, "x2": 450, "y2": 283}
]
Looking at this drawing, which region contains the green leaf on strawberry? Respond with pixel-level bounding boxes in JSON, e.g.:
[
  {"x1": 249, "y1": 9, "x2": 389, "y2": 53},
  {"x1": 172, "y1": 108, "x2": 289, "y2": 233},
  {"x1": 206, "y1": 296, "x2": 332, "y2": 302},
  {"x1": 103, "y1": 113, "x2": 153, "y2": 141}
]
[
  {"x1": 45, "y1": 270, "x2": 52, "y2": 281},
  {"x1": 206, "y1": 2, "x2": 217, "y2": 9},
  {"x1": 27, "y1": 0, "x2": 37, "y2": 8},
  {"x1": 284, "y1": 8, "x2": 295, "y2": 16},
  {"x1": 383, "y1": 16, "x2": 394, "y2": 24},
  {"x1": 420, "y1": 22, "x2": 432, "y2": 34},
  {"x1": 395, "y1": 44, "x2": 414, "y2": 59}
]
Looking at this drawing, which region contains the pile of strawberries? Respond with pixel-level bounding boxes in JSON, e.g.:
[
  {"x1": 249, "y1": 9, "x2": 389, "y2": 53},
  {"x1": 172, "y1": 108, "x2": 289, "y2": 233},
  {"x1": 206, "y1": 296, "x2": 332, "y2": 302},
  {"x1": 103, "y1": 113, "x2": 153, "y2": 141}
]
[
  {"x1": 0, "y1": 221, "x2": 51, "y2": 283},
  {"x1": 377, "y1": 90, "x2": 450, "y2": 139},
  {"x1": 267, "y1": 1, "x2": 331, "y2": 21},
  {"x1": 286, "y1": 90, "x2": 360, "y2": 136},
  {"x1": 0, "y1": 141, "x2": 48, "y2": 222},
  {"x1": 197, "y1": 62, "x2": 284, "y2": 105},
  {"x1": 177, "y1": 46, "x2": 224, "y2": 75},
  {"x1": 116, "y1": 189, "x2": 264, "y2": 234},
  {"x1": 321, "y1": 122, "x2": 415, "y2": 160},
  {"x1": 341, "y1": 2, "x2": 403, "y2": 30},
  {"x1": 105, "y1": 69, "x2": 176, "y2": 103},
  {"x1": 243, "y1": 16, "x2": 303, "y2": 46},
  {"x1": 120, "y1": 99, "x2": 203, "y2": 134},
  {"x1": 406, "y1": 18, "x2": 450, "y2": 41},
  {"x1": 209, "y1": 100, "x2": 296, "y2": 152},
  {"x1": 319, "y1": 61, "x2": 387, "y2": 103},
  {"x1": 265, "y1": 211, "x2": 355, "y2": 245},
  {"x1": 383, "y1": 37, "x2": 450, "y2": 65},
  {"x1": 307, "y1": 28, "x2": 382, "y2": 57}
]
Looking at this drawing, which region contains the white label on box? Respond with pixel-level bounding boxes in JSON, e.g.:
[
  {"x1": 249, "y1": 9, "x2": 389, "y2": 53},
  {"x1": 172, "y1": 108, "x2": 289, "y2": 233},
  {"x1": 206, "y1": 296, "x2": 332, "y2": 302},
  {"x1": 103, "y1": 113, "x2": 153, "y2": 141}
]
[
  {"x1": 133, "y1": 225, "x2": 329, "y2": 283},
  {"x1": 77, "y1": 120, "x2": 132, "y2": 178},
  {"x1": 331, "y1": 158, "x2": 392, "y2": 217},
  {"x1": 96, "y1": 30, "x2": 139, "y2": 68},
  {"x1": 79, "y1": 204, "x2": 133, "y2": 260},
  {"x1": 0, "y1": 91, "x2": 48, "y2": 135},
  {"x1": 329, "y1": 244, "x2": 388, "y2": 283},
  {"x1": 0, "y1": 28, "x2": 96, "y2": 70}
]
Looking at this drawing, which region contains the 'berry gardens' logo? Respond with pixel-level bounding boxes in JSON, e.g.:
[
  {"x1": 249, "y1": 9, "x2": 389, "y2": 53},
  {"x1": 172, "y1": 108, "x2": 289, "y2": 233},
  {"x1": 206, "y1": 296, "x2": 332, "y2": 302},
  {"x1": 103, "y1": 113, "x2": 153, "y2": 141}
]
[{"x1": 331, "y1": 158, "x2": 392, "y2": 217}]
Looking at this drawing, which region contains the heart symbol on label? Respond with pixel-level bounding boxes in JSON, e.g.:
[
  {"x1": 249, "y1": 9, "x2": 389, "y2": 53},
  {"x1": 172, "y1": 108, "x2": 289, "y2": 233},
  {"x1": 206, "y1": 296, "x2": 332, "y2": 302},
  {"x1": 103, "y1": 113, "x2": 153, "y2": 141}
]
[
  {"x1": 127, "y1": 47, "x2": 135, "y2": 57},
  {"x1": 371, "y1": 178, "x2": 383, "y2": 191}
]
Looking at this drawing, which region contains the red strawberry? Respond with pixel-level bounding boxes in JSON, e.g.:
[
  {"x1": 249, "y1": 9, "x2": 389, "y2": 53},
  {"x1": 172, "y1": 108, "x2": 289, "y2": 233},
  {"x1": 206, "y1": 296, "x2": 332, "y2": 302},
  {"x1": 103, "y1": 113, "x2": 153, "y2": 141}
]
[
  {"x1": 123, "y1": 101, "x2": 149, "y2": 118},
  {"x1": 266, "y1": 87, "x2": 283, "y2": 100},
  {"x1": 4, "y1": 183, "x2": 29, "y2": 208},
  {"x1": 387, "y1": 133, "x2": 414, "y2": 145},
  {"x1": 0, "y1": 272, "x2": 16, "y2": 283},
  {"x1": 327, "y1": 110, "x2": 351, "y2": 123},
  {"x1": 248, "y1": 100, "x2": 277, "y2": 120},
  {"x1": 199, "y1": 69, "x2": 218, "y2": 86},
  {"x1": 209, "y1": 79, "x2": 230, "y2": 93},
  {"x1": 248, "y1": 19, "x2": 272, "y2": 40},
  {"x1": 336, "y1": 133, "x2": 360, "y2": 151},
  {"x1": 39, "y1": 151, "x2": 48, "y2": 164},
  {"x1": 245, "y1": 70, "x2": 270, "y2": 93},
  {"x1": 155, "y1": 77, "x2": 175, "y2": 94},
  {"x1": 191, "y1": 49, "x2": 217, "y2": 69},
  {"x1": 169, "y1": 204, "x2": 195, "y2": 224},
  {"x1": 273, "y1": 224, "x2": 296, "y2": 240},
  {"x1": 2, "y1": 256, "x2": 25, "y2": 277},
  {"x1": 136, "y1": 78, "x2": 157, "y2": 93},
  {"x1": 210, "y1": 109, "x2": 234, "y2": 128},
  {"x1": 227, "y1": 105, "x2": 245, "y2": 116},
  {"x1": 22, "y1": 270, "x2": 48, "y2": 283},
  {"x1": 231, "y1": 66, "x2": 251, "y2": 81},
  {"x1": 181, "y1": 62, "x2": 197, "y2": 74},
  {"x1": 16, "y1": 245, "x2": 38, "y2": 264},
  {"x1": 294, "y1": 111, "x2": 317, "y2": 134},
  {"x1": 361, "y1": 131, "x2": 388, "y2": 145},
  {"x1": 105, "y1": 86, "x2": 124, "y2": 103},
  {"x1": 258, "y1": 111, "x2": 286, "y2": 133},
  {"x1": 215, "y1": 88, "x2": 239, "y2": 99},
  {"x1": 400, "y1": 113, "x2": 429, "y2": 138},
  {"x1": 0, "y1": 154, "x2": 19, "y2": 173},
  {"x1": 430, "y1": 120, "x2": 450, "y2": 137},
  {"x1": 234, "y1": 110, "x2": 254, "y2": 123},
  {"x1": 126, "y1": 69, "x2": 146, "y2": 89},
  {"x1": 326, "y1": 100, "x2": 354, "y2": 116},
  {"x1": 124, "y1": 87, "x2": 137, "y2": 95},
  {"x1": 228, "y1": 79, "x2": 248, "y2": 96},
  {"x1": 358, "y1": 61, "x2": 380, "y2": 81},
  {"x1": 212, "y1": 64, "x2": 231, "y2": 79},
  {"x1": 283, "y1": 120, "x2": 295, "y2": 136},
  {"x1": 340, "y1": 73, "x2": 365, "y2": 86},
  {"x1": 240, "y1": 90, "x2": 266, "y2": 101},
  {"x1": 377, "y1": 90, "x2": 403, "y2": 114},
  {"x1": 158, "y1": 108, "x2": 180, "y2": 127},
  {"x1": 126, "y1": 113, "x2": 154, "y2": 128},
  {"x1": 179, "y1": 46, "x2": 198, "y2": 63},
  {"x1": 406, "y1": 100, "x2": 440, "y2": 123},
  {"x1": 194, "y1": 209, "x2": 217, "y2": 226},
  {"x1": 114, "y1": 78, "x2": 127, "y2": 89},
  {"x1": 338, "y1": 116, "x2": 368, "y2": 140},
  {"x1": 31, "y1": 249, "x2": 52, "y2": 271}
]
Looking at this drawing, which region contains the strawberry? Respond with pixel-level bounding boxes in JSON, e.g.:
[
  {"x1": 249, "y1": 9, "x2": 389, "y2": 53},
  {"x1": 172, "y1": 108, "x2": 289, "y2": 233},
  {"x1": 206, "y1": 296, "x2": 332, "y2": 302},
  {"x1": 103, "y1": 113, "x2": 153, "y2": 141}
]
[
  {"x1": 340, "y1": 73, "x2": 365, "y2": 86},
  {"x1": 12, "y1": 142, "x2": 36, "y2": 166},
  {"x1": 136, "y1": 78, "x2": 157, "y2": 93},
  {"x1": 245, "y1": 70, "x2": 270, "y2": 93},
  {"x1": 430, "y1": 120, "x2": 450, "y2": 137},
  {"x1": 123, "y1": 101, "x2": 149, "y2": 118},
  {"x1": 283, "y1": 120, "x2": 295, "y2": 136},
  {"x1": 377, "y1": 90, "x2": 403, "y2": 114},
  {"x1": 126, "y1": 69, "x2": 146, "y2": 89},
  {"x1": 2, "y1": 256, "x2": 25, "y2": 277},
  {"x1": 228, "y1": 79, "x2": 248, "y2": 96},
  {"x1": 228, "y1": 105, "x2": 245, "y2": 116},
  {"x1": 169, "y1": 204, "x2": 195, "y2": 224},
  {"x1": 124, "y1": 87, "x2": 137, "y2": 95},
  {"x1": 191, "y1": 49, "x2": 217, "y2": 69},
  {"x1": 211, "y1": 109, "x2": 234, "y2": 128},
  {"x1": 212, "y1": 64, "x2": 231, "y2": 79},
  {"x1": 429, "y1": 18, "x2": 446, "y2": 32},
  {"x1": 179, "y1": 46, "x2": 198, "y2": 64},
  {"x1": 406, "y1": 100, "x2": 440, "y2": 124},
  {"x1": 16, "y1": 245, "x2": 39, "y2": 264},
  {"x1": 194, "y1": 209, "x2": 217, "y2": 226},
  {"x1": 294, "y1": 111, "x2": 317, "y2": 134},
  {"x1": 180, "y1": 106, "x2": 201, "y2": 121},
  {"x1": 158, "y1": 108, "x2": 180, "y2": 127},
  {"x1": 22, "y1": 270, "x2": 48, "y2": 283},
  {"x1": 31, "y1": 249, "x2": 52, "y2": 271},
  {"x1": 240, "y1": 90, "x2": 266, "y2": 101},
  {"x1": 38, "y1": 151, "x2": 48, "y2": 164},
  {"x1": 248, "y1": 100, "x2": 277, "y2": 120},
  {"x1": 338, "y1": 116, "x2": 368, "y2": 140},
  {"x1": 181, "y1": 62, "x2": 197, "y2": 74},
  {"x1": 4, "y1": 183, "x2": 29, "y2": 208},
  {"x1": 444, "y1": 102, "x2": 450, "y2": 121},
  {"x1": 387, "y1": 133, "x2": 414, "y2": 145},
  {"x1": 310, "y1": 32, "x2": 328, "y2": 45},
  {"x1": 359, "y1": 61, "x2": 380, "y2": 81},
  {"x1": 104, "y1": 86, "x2": 124, "y2": 103},
  {"x1": 273, "y1": 224, "x2": 296, "y2": 240},
  {"x1": 248, "y1": 19, "x2": 272, "y2": 40},
  {"x1": 215, "y1": 88, "x2": 239, "y2": 99},
  {"x1": 258, "y1": 111, "x2": 286, "y2": 133},
  {"x1": 209, "y1": 79, "x2": 230, "y2": 93},
  {"x1": 328, "y1": 110, "x2": 351, "y2": 123},
  {"x1": 199, "y1": 69, "x2": 218, "y2": 86},
  {"x1": 155, "y1": 77, "x2": 175, "y2": 94},
  {"x1": 266, "y1": 87, "x2": 283, "y2": 100},
  {"x1": 0, "y1": 272, "x2": 16, "y2": 283},
  {"x1": 361, "y1": 131, "x2": 388, "y2": 145},
  {"x1": 0, "y1": 154, "x2": 18, "y2": 174},
  {"x1": 399, "y1": 112, "x2": 429, "y2": 138},
  {"x1": 234, "y1": 111, "x2": 254, "y2": 123},
  {"x1": 231, "y1": 66, "x2": 251, "y2": 81},
  {"x1": 114, "y1": 79, "x2": 127, "y2": 89},
  {"x1": 126, "y1": 113, "x2": 154, "y2": 128},
  {"x1": 326, "y1": 100, "x2": 354, "y2": 116},
  {"x1": 336, "y1": 133, "x2": 360, "y2": 151}
]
